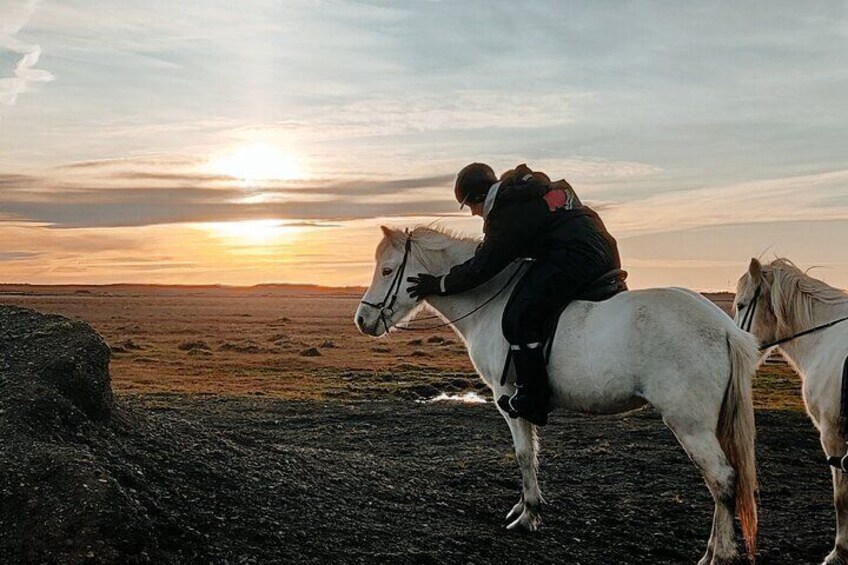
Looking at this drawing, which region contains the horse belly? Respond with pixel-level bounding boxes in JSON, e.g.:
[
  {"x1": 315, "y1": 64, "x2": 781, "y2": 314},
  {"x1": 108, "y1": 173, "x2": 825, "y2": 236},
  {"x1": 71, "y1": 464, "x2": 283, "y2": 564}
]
[{"x1": 550, "y1": 371, "x2": 647, "y2": 415}]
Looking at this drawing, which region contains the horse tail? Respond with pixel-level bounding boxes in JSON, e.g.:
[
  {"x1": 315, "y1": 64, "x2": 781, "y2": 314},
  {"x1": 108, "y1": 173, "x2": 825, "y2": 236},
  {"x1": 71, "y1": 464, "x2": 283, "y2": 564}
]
[{"x1": 718, "y1": 329, "x2": 760, "y2": 561}]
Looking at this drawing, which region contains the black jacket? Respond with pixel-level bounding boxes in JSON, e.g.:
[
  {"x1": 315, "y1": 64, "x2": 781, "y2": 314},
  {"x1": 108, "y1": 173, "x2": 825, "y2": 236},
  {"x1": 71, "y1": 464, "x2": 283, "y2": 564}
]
[{"x1": 442, "y1": 181, "x2": 621, "y2": 294}]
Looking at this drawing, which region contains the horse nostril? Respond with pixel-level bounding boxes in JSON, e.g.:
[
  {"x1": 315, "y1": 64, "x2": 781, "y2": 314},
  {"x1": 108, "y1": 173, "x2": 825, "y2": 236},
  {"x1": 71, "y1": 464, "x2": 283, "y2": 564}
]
[{"x1": 357, "y1": 315, "x2": 365, "y2": 330}]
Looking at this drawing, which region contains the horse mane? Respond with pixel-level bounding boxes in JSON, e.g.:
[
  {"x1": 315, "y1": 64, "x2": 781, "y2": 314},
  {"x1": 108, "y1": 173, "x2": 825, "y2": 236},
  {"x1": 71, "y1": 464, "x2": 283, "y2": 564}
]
[
  {"x1": 374, "y1": 225, "x2": 481, "y2": 275},
  {"x1": 409, "y1": 225, "x2": 480, "y2": 248},
  {"x1": 765, "y1": 257, "x2": 848, "y2": 335}
]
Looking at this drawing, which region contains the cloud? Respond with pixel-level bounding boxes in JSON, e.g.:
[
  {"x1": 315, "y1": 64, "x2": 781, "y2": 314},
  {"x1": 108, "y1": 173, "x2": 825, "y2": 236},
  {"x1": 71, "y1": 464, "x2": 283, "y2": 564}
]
[
  {"x1": 0, "y1": 251, "x2": 41, "y2": 261},
  {"x1": 0, "y1": 1, "x2": 54, "y2": 106},
  {"x1": 57, "y1": 155, "x2": 206, "y2": 170},
  {"x1": 301, "y1": 90, "x2": 582, "y2": 136},
  {"x1": 0, "y1": 168, "x2": 460, "y2": 227},
  {"x1": 0, "y1": 173, "x2": 40, "y2": 188},
  {"x1": 606, "y1": 169, "x2": 848, "y2": 238}
]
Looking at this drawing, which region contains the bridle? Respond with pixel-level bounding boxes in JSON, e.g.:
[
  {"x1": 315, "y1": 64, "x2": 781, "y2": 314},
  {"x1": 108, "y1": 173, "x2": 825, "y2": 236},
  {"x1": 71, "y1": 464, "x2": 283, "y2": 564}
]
[
  {"x1": 359, "y1": 234, "x2": 413, "y2": 335},
  {"x1": 739, "y1": 284, "x2": 762, "y2": 334},
  {"x1": 359, "y1": 234, "x2": 528, "y2": 333},
  {"x1": 739, "y1": 282, "x2": 848, "y2": 351}
]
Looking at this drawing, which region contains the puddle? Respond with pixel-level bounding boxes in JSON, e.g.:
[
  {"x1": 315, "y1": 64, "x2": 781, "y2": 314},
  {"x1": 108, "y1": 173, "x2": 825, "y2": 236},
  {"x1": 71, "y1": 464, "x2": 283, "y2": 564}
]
[{"x1": 419, "y1": 391, "x2": 489, "y2": 404}]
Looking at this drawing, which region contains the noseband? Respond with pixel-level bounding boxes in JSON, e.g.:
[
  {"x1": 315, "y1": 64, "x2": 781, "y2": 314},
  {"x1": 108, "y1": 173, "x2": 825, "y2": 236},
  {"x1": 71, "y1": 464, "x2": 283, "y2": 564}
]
[{"x1": 360, "y1": 235, "x2": 412, "y2": 334}]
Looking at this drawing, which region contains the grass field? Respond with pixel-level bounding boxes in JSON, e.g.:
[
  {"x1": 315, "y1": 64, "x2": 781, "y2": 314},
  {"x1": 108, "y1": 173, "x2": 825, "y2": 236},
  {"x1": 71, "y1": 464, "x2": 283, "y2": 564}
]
[{"x1": 0, "y1": 284, "x2": 804, "y2": 411}]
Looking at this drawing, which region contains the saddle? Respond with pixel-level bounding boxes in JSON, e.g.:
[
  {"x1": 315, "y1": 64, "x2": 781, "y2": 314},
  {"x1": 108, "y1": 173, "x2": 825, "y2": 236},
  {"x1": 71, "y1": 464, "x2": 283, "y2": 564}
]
[{"x1": 500, "y1": 269, "x2": 629, "y2": 386}]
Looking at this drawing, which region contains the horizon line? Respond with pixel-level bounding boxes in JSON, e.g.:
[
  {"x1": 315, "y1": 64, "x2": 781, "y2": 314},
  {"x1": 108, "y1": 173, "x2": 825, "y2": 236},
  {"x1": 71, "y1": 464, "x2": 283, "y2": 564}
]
[{"x1": 0, "y1": 281, "x2": 737, "y2": 295}]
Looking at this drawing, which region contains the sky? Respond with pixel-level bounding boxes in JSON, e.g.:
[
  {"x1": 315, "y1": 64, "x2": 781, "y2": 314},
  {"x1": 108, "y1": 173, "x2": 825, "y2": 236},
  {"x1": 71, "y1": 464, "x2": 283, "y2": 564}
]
[{"x1": 0, "y1": 0, "x2": 847, "y2": 290}]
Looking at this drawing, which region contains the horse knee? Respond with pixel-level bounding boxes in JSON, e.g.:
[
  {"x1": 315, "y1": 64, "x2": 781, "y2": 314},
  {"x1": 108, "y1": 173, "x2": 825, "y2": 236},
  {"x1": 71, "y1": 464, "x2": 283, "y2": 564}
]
[
  {"x1": 707, "y1": 467, "x2": 737, "y2": 508},
  {"x1": 515, "y1": 446, "x2": 536, "y2": 468}
]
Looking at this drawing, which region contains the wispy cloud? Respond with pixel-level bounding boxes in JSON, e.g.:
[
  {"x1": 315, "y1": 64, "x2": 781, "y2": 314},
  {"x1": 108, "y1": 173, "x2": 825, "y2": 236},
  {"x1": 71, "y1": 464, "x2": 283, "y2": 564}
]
[
  {"x1": 607, "y1": 169, "x2": 848, "y2": 237},
  {"x1": 0, "y1": 0, "x2": 53, "y2": 106},
  {"x1": 0, "y1": 251, "x2": 41, "y2": 261}
]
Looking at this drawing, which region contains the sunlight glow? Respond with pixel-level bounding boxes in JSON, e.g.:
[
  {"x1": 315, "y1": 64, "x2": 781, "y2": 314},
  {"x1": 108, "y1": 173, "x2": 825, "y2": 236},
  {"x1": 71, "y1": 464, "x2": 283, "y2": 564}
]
[
  {"x1": 211, "y1": 143, "x2": 307, "y2": 182},
  {"x1": 203, "y1": 220, "x2": 303, "y2": 247}
]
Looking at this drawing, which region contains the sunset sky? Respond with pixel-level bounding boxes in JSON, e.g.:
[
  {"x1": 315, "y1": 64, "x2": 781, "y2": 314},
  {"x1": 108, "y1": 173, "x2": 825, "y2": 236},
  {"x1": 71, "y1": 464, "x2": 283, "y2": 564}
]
[{"x1": 1, "y1": 1, "x2": 847, "y2": 290}]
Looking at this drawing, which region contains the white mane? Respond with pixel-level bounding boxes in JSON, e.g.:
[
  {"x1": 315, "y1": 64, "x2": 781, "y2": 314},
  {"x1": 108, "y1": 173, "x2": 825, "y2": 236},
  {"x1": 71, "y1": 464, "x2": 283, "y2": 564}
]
[
  {"x1": 409, "y1": 225, "x2": 479, "y2": 249},
  {"x1": 765, "y1": 258, "x2": 848, "y2": 335},
  {"x1": 375, "y1": 225, "x2": 481, "y2": 275}
]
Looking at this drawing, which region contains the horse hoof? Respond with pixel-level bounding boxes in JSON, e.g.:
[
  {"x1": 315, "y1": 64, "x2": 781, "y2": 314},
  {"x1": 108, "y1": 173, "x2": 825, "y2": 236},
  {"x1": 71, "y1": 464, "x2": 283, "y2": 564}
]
[
  {"x1": 505, "y1": 499, "x2": 524, "y2": 522},
  {"x1": 506, "y1": 508, "x2": 541, "y2": 532}
]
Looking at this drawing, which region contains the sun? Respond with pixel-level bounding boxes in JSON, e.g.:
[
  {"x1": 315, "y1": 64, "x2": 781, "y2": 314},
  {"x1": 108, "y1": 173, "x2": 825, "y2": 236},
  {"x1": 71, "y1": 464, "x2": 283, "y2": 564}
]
[{"x1": 211, "y1": 143, "x2": 307, "y2": 182}]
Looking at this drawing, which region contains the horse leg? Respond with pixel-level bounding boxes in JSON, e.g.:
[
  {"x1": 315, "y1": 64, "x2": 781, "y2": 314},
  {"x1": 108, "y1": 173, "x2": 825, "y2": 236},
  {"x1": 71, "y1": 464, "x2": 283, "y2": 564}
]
[
  {"x1": 498, "y1": 405, "x2": 543, "y2": 531},
  {"x1": 821, "y1": 425, "x2": 848, "y2": 565},
  {"x1": 666, "y1": 422, "x2": 739, "y2": 565}
]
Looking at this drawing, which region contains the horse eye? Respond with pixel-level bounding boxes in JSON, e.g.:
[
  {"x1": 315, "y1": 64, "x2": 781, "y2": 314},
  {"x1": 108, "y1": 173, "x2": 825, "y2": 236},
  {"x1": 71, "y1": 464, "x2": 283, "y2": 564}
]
[
  {"x1": 382, "y1": 267, "x2": 393, "y2": 276},
  {"x1": 736, "y1": 302, "x2": 747, "y2": 310}
]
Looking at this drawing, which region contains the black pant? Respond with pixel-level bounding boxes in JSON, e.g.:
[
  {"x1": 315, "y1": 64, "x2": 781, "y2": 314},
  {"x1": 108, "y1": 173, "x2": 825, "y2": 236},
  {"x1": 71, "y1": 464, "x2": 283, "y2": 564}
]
[{"x1": 501, "y1": 261, "x2": 587, "y2": 346}]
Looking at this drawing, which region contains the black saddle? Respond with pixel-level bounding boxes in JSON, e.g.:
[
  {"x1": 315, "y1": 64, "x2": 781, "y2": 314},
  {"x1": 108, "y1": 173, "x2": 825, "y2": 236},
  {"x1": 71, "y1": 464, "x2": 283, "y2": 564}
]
[
  {"x1": 500, "y1": 269, "x2": 628, "y2": 386},
  {"x1": 575, "y1": 268, "x2": 629, "y2": 302}
]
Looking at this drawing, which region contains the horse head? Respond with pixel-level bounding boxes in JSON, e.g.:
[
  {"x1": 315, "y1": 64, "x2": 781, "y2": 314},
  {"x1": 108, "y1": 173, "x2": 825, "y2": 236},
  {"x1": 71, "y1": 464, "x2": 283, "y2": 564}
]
[
  {"x1": 354, "y1": 226, "x2": 429, "y2": 337},
  {"x1": 734, "y1": 257, "x2": 779, "y2": 344}
]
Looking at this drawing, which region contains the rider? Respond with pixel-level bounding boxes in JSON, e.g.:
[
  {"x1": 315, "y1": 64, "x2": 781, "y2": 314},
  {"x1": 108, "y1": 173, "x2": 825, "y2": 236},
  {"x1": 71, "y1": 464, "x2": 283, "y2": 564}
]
[{"x1": 406, "y1": 162, "x2": 622, "y2": 426}]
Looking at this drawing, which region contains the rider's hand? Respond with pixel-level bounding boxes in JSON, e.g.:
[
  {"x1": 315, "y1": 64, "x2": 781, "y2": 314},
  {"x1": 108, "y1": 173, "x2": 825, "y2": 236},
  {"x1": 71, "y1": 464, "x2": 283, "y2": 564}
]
[{"x1": 406, "y1": 273, "x2": 442, "y2": 301}]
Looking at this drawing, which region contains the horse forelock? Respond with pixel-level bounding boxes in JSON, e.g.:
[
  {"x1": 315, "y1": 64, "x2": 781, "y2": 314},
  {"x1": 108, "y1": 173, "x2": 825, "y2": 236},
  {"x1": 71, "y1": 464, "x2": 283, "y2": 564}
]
[{"x1": 763, "y1": 258, "x2": 848, "y2": 335}]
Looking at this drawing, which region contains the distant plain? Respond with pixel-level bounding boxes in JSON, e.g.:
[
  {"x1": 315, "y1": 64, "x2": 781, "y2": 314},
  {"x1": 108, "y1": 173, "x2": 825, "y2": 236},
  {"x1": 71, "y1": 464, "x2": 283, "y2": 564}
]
[{"x1": 0, "y1": 284, "x2": 801, "y2": 410}]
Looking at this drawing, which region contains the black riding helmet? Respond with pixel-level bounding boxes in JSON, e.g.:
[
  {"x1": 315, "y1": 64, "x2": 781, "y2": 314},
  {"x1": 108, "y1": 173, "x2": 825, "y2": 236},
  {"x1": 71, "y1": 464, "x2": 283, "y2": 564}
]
[{"x1": 454, "y1": 162, "x2": 497, "y2": 209}]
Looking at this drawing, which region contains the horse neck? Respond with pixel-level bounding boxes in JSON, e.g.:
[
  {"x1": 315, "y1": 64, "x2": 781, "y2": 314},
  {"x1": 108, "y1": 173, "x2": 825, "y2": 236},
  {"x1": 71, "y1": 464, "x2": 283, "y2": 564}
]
[
  {"x1": 422, "y1": 262, "x2": 516, "y2": 346},
  {"x1": 779, "y1": 296, "x2": 848, "y2": 374}
]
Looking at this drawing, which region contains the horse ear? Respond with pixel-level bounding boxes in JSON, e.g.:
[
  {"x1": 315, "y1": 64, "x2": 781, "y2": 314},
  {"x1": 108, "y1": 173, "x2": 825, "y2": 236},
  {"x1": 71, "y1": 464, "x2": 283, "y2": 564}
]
[
  {"x1": 380, "y1": 225, "x2": 403, "y2": 246},
  {"x1": 748, "y1": 258, "x2": 763, "y2": 283}
]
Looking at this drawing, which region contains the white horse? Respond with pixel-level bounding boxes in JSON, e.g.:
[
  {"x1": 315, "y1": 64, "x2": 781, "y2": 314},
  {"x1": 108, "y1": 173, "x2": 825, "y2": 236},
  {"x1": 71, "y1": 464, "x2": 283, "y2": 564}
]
[
  {"x1": 735, "y1": 258, "x2": 848, "y2": 565},
  {"x1": 355, "y1": 226, "x2": 760, "y2": 565}
]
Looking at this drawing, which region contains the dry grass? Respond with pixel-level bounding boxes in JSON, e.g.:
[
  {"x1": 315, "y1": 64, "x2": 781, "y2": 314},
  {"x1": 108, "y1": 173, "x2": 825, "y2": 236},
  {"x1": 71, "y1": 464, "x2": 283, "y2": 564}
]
[{"x1": 0, "y1": 285, "x2": 805, "y2": 410}]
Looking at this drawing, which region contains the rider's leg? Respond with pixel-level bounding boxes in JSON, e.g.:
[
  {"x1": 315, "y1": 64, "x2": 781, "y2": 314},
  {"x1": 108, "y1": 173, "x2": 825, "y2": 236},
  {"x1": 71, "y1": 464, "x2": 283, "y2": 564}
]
[
  {"x1": 499, "y1": 262, "x2": 575, "y2": 426},
  {"x1": 497, "y1": 343, "x2": 551, "y2": 426}
]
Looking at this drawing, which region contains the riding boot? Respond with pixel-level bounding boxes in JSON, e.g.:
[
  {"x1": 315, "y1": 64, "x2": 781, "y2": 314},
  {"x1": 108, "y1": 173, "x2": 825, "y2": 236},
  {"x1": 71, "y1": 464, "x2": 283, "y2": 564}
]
[{"x1": 497, "y1": 345, "x2": 551, "y2": 426}]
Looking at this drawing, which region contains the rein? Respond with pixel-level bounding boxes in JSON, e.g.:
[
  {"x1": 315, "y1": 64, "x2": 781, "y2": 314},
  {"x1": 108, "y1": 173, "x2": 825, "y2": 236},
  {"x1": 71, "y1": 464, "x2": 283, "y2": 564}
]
[
  {"x1": 394, "y1": 262, "x2": 528, "y2": 331},
  {"x1": 741, "y1": 283, "x2": 848, "y2": 351},
  {"x1": 759, "y1": 315, "x2": 848, "y2": 350},
  {"x1": 359, "y1": 235, "x2": 527, "y2": 333}
]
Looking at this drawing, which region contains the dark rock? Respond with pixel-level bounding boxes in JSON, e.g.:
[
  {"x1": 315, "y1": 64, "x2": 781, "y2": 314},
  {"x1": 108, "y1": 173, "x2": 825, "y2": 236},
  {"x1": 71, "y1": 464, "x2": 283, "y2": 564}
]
[
  {"x1": 177, "y1": 340, "x2": 210, "y2": 352},
  {"x1": 218, "y1": 342, "x2": 265, "y2": 354},
  {"x1": 114, "y1": 338, "x2": 145, "y2": 351},
  {"x1": 0, "y1": 305, "x2": 113, "y2": 422},
  {"x1": 299, "y1": 347, "x2": 321, "y2": 357}
]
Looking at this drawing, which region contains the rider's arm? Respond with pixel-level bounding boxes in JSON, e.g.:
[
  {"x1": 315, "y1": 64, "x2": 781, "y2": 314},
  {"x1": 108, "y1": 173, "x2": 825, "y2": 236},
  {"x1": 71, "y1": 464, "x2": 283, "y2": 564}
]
[{"x1": 441, "y1": 204, "x2": 538, "y2": 295}]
